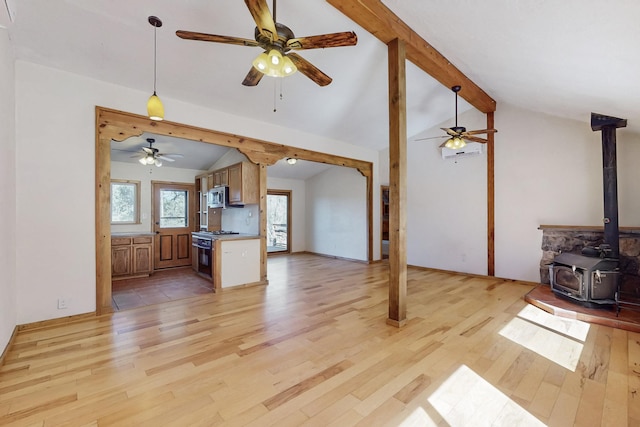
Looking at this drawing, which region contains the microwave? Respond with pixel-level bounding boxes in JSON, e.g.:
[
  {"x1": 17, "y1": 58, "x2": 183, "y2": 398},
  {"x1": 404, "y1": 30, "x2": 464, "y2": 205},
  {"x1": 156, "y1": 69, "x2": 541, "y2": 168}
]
[{"x1": 207, "y1": 186, "x2": 228, "y2": 208}]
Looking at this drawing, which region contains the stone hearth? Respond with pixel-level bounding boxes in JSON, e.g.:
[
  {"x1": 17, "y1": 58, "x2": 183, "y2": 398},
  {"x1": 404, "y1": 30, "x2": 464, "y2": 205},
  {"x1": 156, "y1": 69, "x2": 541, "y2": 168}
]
[{"x1": 539, "y1": 225, "x2": 640, "y2": 302}]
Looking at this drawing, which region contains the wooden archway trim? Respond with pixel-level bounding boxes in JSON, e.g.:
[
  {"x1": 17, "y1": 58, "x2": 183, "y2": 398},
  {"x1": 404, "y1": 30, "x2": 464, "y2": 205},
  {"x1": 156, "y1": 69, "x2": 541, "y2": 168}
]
[{"x1": 95, "y1": 106, "x2": 374, "y2": 314}]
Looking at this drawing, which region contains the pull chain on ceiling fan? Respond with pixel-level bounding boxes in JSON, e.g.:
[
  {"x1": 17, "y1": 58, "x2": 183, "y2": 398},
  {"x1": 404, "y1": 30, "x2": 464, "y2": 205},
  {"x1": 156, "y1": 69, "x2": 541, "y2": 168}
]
[
  {"x1": 176, "y1": 0, "x2": 357, "y2": 87},
  {"x1": 415, "y1": 85, "x2": 498, "y2": 149}
]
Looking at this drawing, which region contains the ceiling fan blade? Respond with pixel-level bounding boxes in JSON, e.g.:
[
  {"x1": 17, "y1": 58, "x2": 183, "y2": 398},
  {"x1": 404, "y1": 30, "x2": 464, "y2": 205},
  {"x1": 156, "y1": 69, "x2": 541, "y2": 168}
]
[
  {"x1": 414, "y1": 135, "x2": 448, "y2": 141},
  {"x1": 157, "y1": 155, "x2": 176, "y2": 162},
  {"x1": 129, "y1": 153, "x2": 144, "y2": 158},
  {"x1": 242, "y1": 66, "x2": 265, "y2": 86},
  {"x1": 463, "y1": 128, "x2": 498, "y2": 136},
  {"x1": 176, "y1": 31, "x2": 259, "y2": 47},
  {"x1": 464, "y1": 135, "x2": 489, "y2": 144},
  {"x1": 245, "y1": 0, "x2": 277, "y2": 43},
  {"x1": 286, "y1": 31, "x2": 357, "y2": 50},
  {"x1": 287, "y1": 53, "x2": 332, "y2": 86},
  {"x1": 441, "y1": 127, "x2": 459, "y2": 136},
  {"x1": 142, "y1": 147, "x2": 154, "y2": 154}
]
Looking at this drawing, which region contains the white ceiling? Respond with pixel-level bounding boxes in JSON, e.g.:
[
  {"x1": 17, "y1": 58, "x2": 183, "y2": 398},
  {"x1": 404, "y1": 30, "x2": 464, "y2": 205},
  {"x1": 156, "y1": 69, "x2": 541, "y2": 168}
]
[
  {"x1": 110, "y1": 132, "x2": 335, "y2": 180},
  {"x1": 8, "y1": 0, "x2": 640, "y2": 174}
]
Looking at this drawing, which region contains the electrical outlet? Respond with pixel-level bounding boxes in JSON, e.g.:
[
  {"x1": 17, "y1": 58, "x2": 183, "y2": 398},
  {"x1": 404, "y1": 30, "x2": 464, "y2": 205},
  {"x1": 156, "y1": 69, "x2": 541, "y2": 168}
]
[{"x1": 57, "y1": 298, "x2": 68, "y2": 309}]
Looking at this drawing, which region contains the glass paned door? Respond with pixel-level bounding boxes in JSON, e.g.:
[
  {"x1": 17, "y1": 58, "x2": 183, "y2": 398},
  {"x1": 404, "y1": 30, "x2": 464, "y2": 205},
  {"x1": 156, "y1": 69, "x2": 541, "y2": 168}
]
[
  {"x1": 267, "y1": 190, "x2": 291, "y2": 254},
  {"x1": 152, "y1": 182, "x2": 195, "y2": 269}
]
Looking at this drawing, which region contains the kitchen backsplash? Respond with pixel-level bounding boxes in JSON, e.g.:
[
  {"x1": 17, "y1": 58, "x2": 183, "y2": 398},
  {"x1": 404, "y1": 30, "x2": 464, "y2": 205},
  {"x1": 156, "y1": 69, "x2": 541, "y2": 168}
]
[{"x1": 221, "y1": 204, "x2": 259, "y2": 235}]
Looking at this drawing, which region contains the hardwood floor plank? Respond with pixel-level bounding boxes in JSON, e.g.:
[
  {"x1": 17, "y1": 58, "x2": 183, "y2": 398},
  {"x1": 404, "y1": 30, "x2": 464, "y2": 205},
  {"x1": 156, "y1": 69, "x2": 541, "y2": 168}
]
[{"x1": 1, "y1": 254, "x2": 638, "y2": 426}]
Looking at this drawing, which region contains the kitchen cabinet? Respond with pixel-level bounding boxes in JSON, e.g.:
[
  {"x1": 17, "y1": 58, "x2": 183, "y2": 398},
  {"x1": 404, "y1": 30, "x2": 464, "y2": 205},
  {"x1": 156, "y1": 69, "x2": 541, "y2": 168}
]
[
  {"x1": 227, "y1": 161, "x2": 259, "y2": 205},
  {"x1": 111, "y1": 234, "x2": 154, "y2": 280},
  {"x1": 208, "y1": 207, "x2": 222, "y2": 231},
  {"x1": 213, "y1": 169, "x2": 228, "y2": 187},
  {"x1": 213, "y1": 236, "x2": 261, "y2": 290},
  {"x1": 207, "y1": 173, "x2": 214, "y2": 191}
]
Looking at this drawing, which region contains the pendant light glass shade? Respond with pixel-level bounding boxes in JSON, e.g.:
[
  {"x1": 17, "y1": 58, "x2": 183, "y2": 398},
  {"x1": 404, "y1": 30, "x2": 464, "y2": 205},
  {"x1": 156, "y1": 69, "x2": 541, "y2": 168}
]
[{"x1": 147, "y1": 91, "x2": 164, "y2": 121}]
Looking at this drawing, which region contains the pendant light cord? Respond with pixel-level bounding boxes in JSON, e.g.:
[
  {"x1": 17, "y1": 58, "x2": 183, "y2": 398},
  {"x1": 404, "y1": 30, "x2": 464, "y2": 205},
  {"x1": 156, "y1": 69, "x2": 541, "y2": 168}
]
[{"x1": 153, "y1": 24, "x2": 158, "y2": 94}]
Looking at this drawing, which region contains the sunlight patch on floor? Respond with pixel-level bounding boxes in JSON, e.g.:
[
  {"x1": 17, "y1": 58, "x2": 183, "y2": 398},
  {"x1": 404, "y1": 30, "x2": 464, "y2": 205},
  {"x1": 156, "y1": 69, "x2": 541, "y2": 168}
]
[
  {"x1": 499, "y1": 305, "x2": 590, "y2": 371},
  {"x1": 422, "y1": 365, "x2": 546, "y2": 426}
]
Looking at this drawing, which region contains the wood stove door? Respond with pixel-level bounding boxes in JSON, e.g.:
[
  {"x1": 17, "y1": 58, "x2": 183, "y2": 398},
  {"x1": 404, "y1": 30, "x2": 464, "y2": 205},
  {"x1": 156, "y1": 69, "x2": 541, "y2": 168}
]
[{"x1": 551, "y1": 265, "x2": 583, "y2": 297}]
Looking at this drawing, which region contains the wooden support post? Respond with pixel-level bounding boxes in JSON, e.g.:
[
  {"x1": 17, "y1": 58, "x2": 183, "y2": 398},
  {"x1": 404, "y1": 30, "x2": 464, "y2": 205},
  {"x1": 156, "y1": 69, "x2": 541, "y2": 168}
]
[
  {"x1": 387, "y1": 38, "x2": 407, "y2": 328},
  {"x1": 487, "y1": 111, "x2": 495, "y2": 276},
  {"x1": 258, "y1": 164, "x2": 268, "y2": 282}
]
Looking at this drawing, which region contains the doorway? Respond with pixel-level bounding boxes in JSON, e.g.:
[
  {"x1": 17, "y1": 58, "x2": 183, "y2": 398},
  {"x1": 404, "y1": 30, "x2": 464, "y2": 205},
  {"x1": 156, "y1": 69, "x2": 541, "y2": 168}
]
[
  {"x1": 267, "y1": 190, "x2": 291, "y2": 254},
  {"x1": 381, "y1": 185, "x2": 389, "y2": 259},
  {"x1": 152, "y1": 181, "x2": 195, "y2": 269}
]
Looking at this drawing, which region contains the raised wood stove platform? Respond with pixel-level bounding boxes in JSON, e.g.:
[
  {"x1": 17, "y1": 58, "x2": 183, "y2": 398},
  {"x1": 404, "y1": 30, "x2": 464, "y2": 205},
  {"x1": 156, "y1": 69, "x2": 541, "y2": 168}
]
[{"x1": 525, "y1": 284, "x2": 640, "y2": 333}]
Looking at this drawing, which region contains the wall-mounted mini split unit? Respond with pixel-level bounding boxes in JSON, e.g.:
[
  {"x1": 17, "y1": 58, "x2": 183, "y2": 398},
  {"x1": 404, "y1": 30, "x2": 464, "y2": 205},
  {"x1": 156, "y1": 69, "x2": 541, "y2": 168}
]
[{"x1": 441, "y1": 142, "x2": 483, "y2": 160}]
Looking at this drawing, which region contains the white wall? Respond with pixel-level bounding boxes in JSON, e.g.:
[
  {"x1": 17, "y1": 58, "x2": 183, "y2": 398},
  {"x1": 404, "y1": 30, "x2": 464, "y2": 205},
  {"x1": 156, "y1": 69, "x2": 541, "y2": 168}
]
[
  {"x1": 14, "y1": 60, "x2": 378, "y2": 324},
  {"x1": 406, "y1": 108, "x2": 488, "y2": 274},
  {"x1": 306, "y1": 166, "x2": 368, "y2": 260},
  {"x1": 0, "y1": 28, "x2": 16, "y2": 354},
  {"x1": 494, "y1": 104, "x2": 640, "y2": 281},
  {"x1": 110, "y1": 161, "x2": 206, "y2": 233},
  {"x1": 384, "y1": 103, "x2": 640, "y2": 282},
  {"x1": 267, "y1": 176, "x2": 307, "y2": 253}
]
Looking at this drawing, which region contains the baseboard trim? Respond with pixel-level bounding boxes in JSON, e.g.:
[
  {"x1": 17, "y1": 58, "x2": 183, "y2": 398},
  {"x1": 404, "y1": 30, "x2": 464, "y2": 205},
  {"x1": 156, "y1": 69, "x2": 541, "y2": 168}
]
[
  {"x1": 297, "y1": 251, "x2": 369, "y2": 264},
  {"x1": 407, "y1": 264, "x2": 539, "y2": 286},
  {"x1": 17, "y1": 312, "x2": 97, "y2": 332},
  {"x1": 0, "y1": 325, "x2": 18, "y2": 367}
]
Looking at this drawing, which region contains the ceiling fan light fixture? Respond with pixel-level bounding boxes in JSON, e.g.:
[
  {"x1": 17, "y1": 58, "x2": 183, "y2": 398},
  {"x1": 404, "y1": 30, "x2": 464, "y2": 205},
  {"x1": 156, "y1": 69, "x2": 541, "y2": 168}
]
[
  {"x1": 445, "y1": 136, "x2": 466, "y2": 150},
  {"x1": 139, "y1": 157, "x2": 147, "y2": 165},
  {"x1": 154, "y1": 158, "x2": 163, "y2": 167},
  {"x1": 145, "y1": 155, "x2": 156, "y2": 165}
]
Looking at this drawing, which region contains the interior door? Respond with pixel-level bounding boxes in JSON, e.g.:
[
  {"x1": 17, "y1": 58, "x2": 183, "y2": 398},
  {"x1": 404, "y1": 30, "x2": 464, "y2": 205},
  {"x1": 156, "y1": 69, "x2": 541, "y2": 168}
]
[
  {"x1": 267, "y1": 190, "x2": 291, "y2": 254},
  {"x1": 152, "y1": 182, "x2": 195, "y2": 269}
]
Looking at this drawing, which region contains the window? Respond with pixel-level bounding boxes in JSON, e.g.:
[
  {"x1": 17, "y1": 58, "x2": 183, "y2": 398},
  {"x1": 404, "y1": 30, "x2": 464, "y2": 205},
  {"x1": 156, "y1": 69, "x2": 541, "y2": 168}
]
[
  {"x1": 159, "y1": 189, "x2": 188, "y2": 228},
  {"x1": 111, "y1": 180, "x2": 141, "y2": 224}
]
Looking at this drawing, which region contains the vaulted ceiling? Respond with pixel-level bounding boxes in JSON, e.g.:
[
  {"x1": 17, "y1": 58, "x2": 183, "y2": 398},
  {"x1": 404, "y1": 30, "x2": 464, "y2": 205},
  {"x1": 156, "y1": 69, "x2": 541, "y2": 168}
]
[{"x1": 7, "y1": 0, "x2": 640, "y2": 158}]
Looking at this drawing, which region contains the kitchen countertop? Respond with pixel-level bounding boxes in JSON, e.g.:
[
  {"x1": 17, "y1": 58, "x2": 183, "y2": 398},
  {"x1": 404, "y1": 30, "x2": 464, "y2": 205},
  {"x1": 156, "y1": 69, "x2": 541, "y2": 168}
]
[{"x1": 192, "y1": 231, "x2": 260, "y2": 241}]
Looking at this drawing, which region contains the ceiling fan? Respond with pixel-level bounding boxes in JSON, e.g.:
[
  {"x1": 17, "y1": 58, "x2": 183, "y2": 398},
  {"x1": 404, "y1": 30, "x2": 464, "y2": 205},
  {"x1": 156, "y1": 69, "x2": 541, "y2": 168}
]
[
  {"x1": 415, "y1": 85, "x2": 498, "y2": 149},
  {"x1": 132, "y1": 138, "x2": 183, "y2": 167},
  {"x1": 175, "y1": 0, "x2": 357, "y2": 87}
]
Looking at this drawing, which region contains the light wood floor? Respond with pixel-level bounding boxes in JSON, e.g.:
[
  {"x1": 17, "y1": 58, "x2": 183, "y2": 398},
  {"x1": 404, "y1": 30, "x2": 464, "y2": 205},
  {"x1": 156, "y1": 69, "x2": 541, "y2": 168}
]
[{"x1": 1, "y1": 254, "x2": 639, "y2": 426}]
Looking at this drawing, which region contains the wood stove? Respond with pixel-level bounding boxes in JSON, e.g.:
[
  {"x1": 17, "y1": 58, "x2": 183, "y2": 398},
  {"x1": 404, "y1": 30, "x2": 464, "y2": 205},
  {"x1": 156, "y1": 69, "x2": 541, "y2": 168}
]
[
  {"x1": 549, "y1": 113, "x2": 626, "y2": 306},
  {"x1": 550, "y1": 253, "x2": 618, "y2": 305}
]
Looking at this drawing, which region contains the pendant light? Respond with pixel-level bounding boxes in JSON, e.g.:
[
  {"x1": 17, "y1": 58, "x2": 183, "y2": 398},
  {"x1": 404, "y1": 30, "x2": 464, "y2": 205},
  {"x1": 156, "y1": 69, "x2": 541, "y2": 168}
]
[{"x1": 147, "y1": 16, "x2": 164, "y2": 121}]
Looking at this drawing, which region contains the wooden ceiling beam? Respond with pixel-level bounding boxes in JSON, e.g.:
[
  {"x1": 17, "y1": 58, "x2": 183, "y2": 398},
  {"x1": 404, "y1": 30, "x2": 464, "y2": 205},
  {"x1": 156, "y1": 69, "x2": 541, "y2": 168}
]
[{"x1": 326, "y1": 0, "x2": 496, "y2": 113}]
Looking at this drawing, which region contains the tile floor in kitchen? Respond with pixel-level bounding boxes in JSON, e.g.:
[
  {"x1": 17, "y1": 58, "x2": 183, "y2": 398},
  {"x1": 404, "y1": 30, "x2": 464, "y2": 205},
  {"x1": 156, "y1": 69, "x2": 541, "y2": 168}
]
[{"x1": 111, "y1": 267, "x2": 214, "y2": 311}]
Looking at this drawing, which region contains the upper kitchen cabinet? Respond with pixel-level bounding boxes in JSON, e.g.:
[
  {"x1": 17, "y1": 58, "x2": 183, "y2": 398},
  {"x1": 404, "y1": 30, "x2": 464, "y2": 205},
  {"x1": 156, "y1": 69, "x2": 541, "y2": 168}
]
[
  {"x1": 227, "y1": 161, "x2": 259, "y2": 205},
  {"x1": 214, "y1": 169, "x2": 228, "y2": 187}
]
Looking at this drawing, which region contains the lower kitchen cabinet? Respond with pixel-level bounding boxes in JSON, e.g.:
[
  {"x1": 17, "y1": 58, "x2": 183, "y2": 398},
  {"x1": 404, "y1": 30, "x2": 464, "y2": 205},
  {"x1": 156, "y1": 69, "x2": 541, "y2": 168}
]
[{"x1": 111, "y1": 234, "x2": 154, "y2": 280}]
